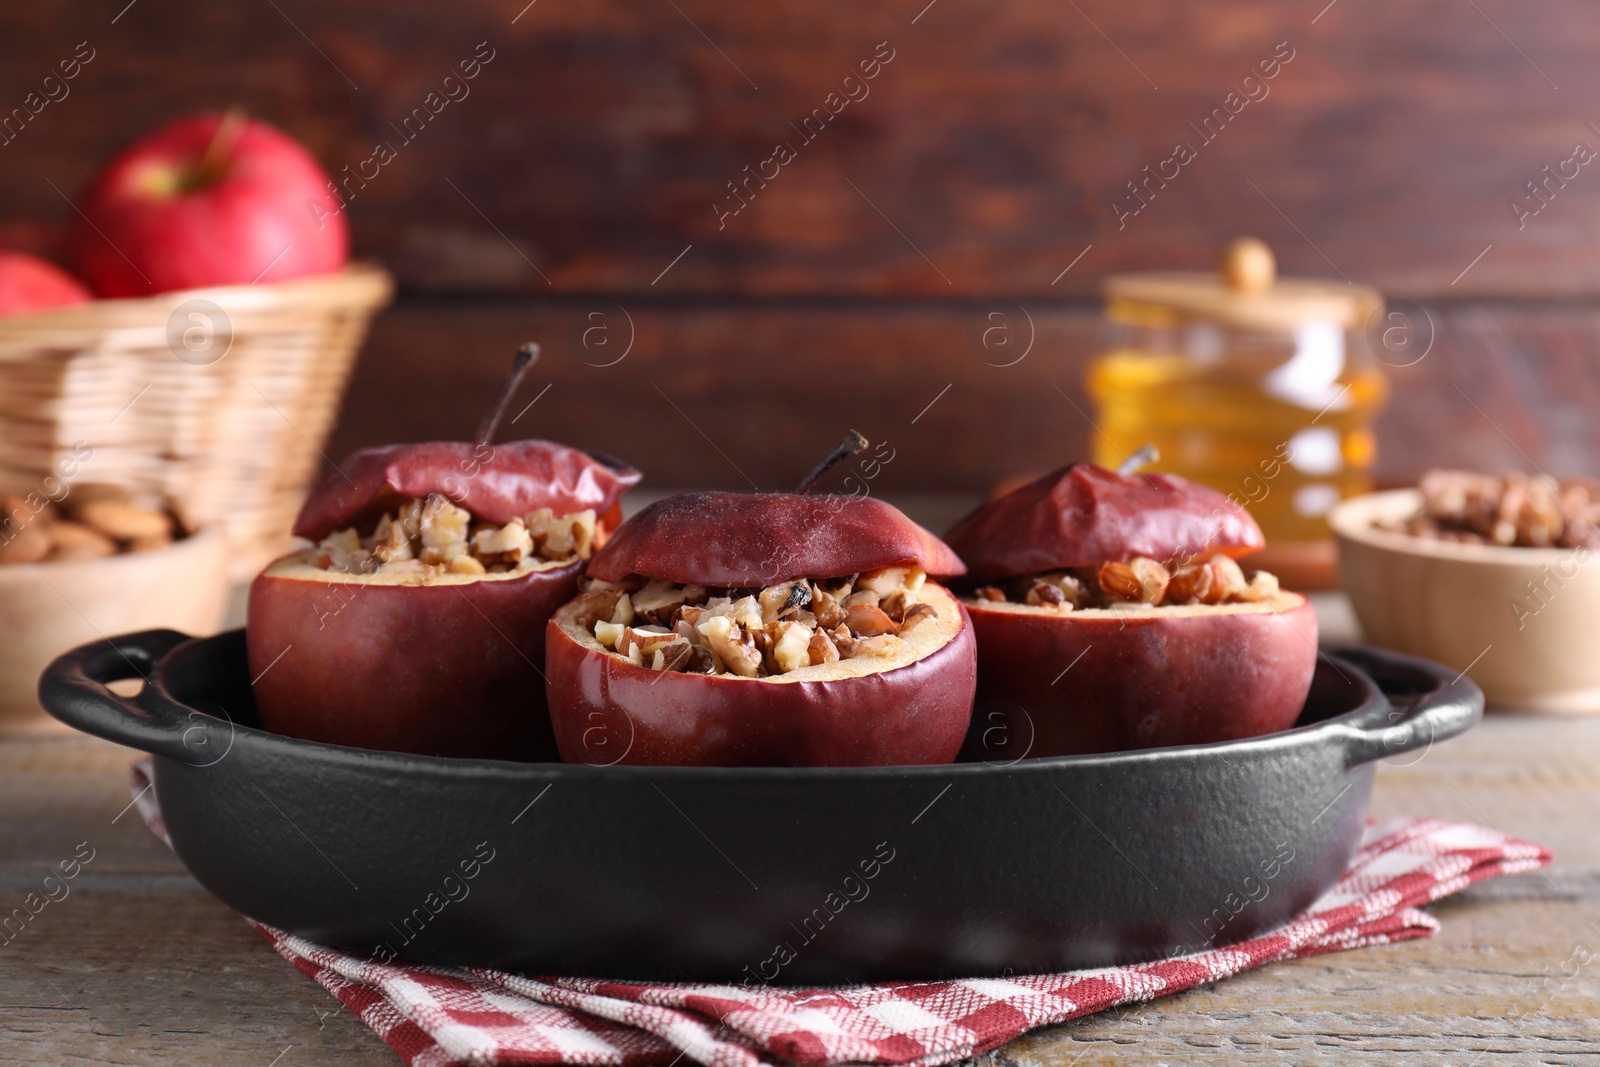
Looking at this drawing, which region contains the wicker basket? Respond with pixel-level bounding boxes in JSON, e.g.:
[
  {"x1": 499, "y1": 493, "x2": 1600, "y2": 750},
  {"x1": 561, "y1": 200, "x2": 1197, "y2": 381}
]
[{"x1": 0, "y1": 264, "x2": 393, "y2": 579}]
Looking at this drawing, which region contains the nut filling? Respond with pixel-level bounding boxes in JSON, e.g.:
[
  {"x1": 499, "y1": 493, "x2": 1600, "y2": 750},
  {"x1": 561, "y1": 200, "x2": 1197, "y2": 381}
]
[
  {"x1": 309, "y1": 492, "x2": 599, "y2": 579},
  {"x1": 578, "y1": 565, "x2": 941, "y2": 677},
  {"x1": 971, "y1": 555, "x2": 1280, "y2": 611},
  {"x1": 1379, "y1": 470, "x2": 1600, "y2": 549}
]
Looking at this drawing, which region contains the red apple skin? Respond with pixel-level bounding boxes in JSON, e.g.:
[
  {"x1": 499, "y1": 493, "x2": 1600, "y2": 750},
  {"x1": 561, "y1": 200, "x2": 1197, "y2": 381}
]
[
  {"x1": 945, "y1": 463, "x2": 1264, "y2": 584},
  {"x1": 963, "y1": 595, "x2": 1318, "y2": 759},
  {"x1": 0, "y1": 251, "x2": 91, "y2": 315},
  {"x1": 587, "y1": 492, "x2": 965, "y2": 587},
  {"x1": 68, "y1": 112, "x2": 347, "y2": 297},
  {"x1": 247, "y1": 562, "x2": 583, "y2": 760},
  {"x1": 545, "y1": 595, "x2": 978, "y2": 767},
  {"x1": 295, "y1": 441, "x2": 639, "y2": 541}
]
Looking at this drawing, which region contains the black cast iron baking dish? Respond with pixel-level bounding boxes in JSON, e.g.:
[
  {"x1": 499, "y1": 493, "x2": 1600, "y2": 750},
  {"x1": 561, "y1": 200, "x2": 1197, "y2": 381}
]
[{"x1": 41, "y1": 628, "x2": 1480, "y2": 984}]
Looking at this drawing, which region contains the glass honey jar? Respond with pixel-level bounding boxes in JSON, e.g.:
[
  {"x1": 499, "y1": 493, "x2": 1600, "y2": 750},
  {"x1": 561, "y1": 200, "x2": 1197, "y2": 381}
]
[{"x1": 1086, "y1": 238, "x2": 1387, "y2": 588}]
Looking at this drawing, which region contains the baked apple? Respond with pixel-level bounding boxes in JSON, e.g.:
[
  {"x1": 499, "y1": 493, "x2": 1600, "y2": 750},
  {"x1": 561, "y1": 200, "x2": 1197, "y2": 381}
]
[
  {"x1": 247, "y1": 345, "x2": 639, "y2": 760},
  {"x1": 544, "y1": 433, "x2": 977, "y2": 767},
  {"x1": 944, "y1": 457, "x2": 1317, "y2": 758}
]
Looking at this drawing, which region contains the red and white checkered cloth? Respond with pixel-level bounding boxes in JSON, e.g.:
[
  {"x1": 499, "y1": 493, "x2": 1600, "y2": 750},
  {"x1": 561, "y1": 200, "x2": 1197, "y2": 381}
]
[{"x1": 130, "y1": 761, "x2": 1548, "y2": 1067}]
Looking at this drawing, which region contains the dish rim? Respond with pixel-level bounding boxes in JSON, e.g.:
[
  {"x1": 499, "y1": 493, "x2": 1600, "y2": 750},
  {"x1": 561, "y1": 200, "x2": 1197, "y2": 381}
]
[{"x1": 146, "y1": 628, "x2": 1394, "y2": 782}]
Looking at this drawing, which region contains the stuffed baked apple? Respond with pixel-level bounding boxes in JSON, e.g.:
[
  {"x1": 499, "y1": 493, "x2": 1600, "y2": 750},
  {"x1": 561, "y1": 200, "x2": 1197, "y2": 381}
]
[
  {"x1": 544, "y1": 433, "x2": 977, "y2": 767},
  {"x1": 944, "y1": 455, "x2": 1317, "y2": 758},
  {"x1": 247, "y1": 345, "x2": 639, "y2": 760}
]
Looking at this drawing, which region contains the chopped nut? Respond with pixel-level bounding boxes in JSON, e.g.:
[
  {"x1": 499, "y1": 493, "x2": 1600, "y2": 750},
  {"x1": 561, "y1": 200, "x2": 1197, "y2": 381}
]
[
  {"x1": 619, "y1": 625, "x2": 676, "y2": 658},
  {"x1": 819, "y1": 575, "x2": 855, "y2": 600},
  {"x1": 1205, "y1": 556, "x2": 1251, "y2": 600},
  {"x1": 674, "y1": 645, "x2": 716, "y2": 674},
  {"x1": 697, "y1": 615, "x2": 762, "y2": 677},
  {"x1": 880, "y1": 588, "x2": 917, "y2": 621},
  {"x1": 573, "y1": 588, "x2": 623, "y2": 630},
  {"x1": 371, "y1": 514, "x2": 414, "y2": 563},
  {"x1": 714, "y1": 595, "x2": 763, "y2": 632},
  {"x1": 981, "y1": 553, "x2": 1281, "y2": 611},
  {"x1": 311, "y1": 494, "x2": 606, "y2": 580},
  {"x1": 588, "y1": 567, "x2": 938, "y2": 678},
  {"x1": 977, "y1": 585, "x2": 1007, "y2": 602},
  {"x1": 610, "y1": 592, "x2": 635, "y2": 626},
  {"x1": 531, "y1": 508, "x2": 600, "y2": 561},
  {"x1": 858, "y1": 565, "x2": 925, "y2": 595},
  {"x1": 1165, "y1": 562, "x2": 1214, "y2": 604},
  {"x1": 594, "y1": 620, "x2": 625, "y2": 650},
  {"x1": 811, "y1": 587, "x2": 846, "y2": 629},
  {"x1": 419, "y1": 494, "x2": 471, "y2": 551},
  {"x1": 420, "y1": 541, "x2": 471, "y2": 566},
  {"x1": 633, "y1": 578, "x2": 685, "y2": 613},
  {"x1": 565, "y1": 509, "x2": 599, "y2": 560},
  {"x1": 898, "y1": 602, "x2": 939, "y2": 636},
  {"x1": 315, "y1": 528, "x2": 368, "y2": 572},
  {"x1": 651, "y1": 640, "x2": 693, "y2": 672},
  {"x1": 1098, "y1": 557, "x2": 1170, "y2": 604},
  {"x1": 1026, "y1": 582, "x2": 1063, "y2": 607},
  {"x1": 1243, "y1": 569, "x2": 1280, "y2": 601},
  {"x1": 807, "y1": 629, "x2": 841, "y2": 666},
  {"x1": 772, "y1": 622, "x2": 813, "y2": 673},
  {"x1": 472, "y1": 519, "x2": 533, "y2": 567},
  {"x1": 758, "y1": 580, "x2": 812, "y2": 624},
  {"x1": 631, "y1": 578, "x2": 697, "y2": 624},
  {"x1": 845, "y1": 602, "x2": 899, "y2": 637},
  {"x1": 1403, "y1": 469, "x2": 1600, "y2": 549}
]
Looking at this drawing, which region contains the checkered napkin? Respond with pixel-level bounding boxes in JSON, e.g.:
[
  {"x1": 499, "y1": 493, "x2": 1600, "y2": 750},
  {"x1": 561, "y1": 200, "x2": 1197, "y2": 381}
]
[{"x1": 130, "y1": 761, "x2": 1548, "y2": 1067}]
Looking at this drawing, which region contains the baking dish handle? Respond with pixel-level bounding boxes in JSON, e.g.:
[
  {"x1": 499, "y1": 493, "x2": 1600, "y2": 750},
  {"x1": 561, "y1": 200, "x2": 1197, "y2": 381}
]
[
  {"x1": 1332, "y1": 645, "x2": 1484, "y2": 768},
  {"x1": 38, "y1": 629, "x2": 202, "y2": 762}
]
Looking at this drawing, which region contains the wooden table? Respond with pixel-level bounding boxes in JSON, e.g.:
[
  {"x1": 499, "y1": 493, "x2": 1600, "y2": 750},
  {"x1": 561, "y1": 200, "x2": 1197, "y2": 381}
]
[{"x1": 3, "y1": 595, "x2": 1597, "y2": 1065}]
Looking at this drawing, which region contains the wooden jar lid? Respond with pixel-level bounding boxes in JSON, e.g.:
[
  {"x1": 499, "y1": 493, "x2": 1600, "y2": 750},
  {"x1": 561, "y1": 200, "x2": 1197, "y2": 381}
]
[{"x1": 1104, "y1": 238, "x2": 1382, "y2": 331}]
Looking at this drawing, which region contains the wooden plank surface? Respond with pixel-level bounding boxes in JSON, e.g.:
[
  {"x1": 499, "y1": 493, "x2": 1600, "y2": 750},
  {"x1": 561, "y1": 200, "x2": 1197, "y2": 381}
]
[
  {"x1": 323, "y1": 300, "x2": 1600, "y2": 492},
  {"x1": 2, "y1": 594, "x2": 1597, "y2": 1065},
  {"x1": 3, "y1": 1, "x2": 1600, "y2": 298}
]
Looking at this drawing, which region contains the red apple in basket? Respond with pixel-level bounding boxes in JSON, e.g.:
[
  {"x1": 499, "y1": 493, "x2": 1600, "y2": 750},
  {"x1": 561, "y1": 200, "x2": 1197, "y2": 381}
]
[
  {"x1": 0, "y1": 250, "x2": 91, "y2": 315},
  {"x1": 247, "y1": 345, "x2": 640, "y2": 760},
  {"x1": 67, "y1": 110, "x2": 347, "y2": 297},
  {"x1": 943, "y1": 447, "x2": 1317, "y2": 758},
  {"x1": 545, "y1": 432, "x2": 978, "y2": 767}
]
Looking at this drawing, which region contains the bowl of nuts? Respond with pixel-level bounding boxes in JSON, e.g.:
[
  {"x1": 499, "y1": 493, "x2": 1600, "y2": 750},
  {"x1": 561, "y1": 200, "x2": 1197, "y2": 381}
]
[
  {"x1": 1330, "y1": 471, "x2": 1600, "y2": 714},
  {"x1": 0, "y1": 486, "x2": 228, "y2": 737}
]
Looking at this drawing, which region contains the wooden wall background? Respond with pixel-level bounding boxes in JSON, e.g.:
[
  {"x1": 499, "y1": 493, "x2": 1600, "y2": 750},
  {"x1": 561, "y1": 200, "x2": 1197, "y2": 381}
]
[{"x1": 3, "y1": 0, "x2": 1599, "y2": 492}]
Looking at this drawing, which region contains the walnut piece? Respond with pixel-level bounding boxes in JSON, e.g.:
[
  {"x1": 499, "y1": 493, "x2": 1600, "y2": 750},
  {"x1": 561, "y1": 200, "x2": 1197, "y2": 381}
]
[
  {"x1": 586, "y1": 564, "x2": 936, "y2": 679},
  {"x1": 980, "y1": 555, "x2": 1280, "y2": 610},
  {"x1": 309, "y1": 494, "x2": 603, "y2": 580},
  {"x1": 1382, "y1": 469, "x2": 1600, "y2": 549},
  {"x1": 1098, "y1": 557, "x2": 1170, "y2": 604}
]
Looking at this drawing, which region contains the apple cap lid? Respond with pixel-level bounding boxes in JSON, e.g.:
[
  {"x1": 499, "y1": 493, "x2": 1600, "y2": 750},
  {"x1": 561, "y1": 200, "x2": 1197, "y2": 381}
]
[
  {"x1": 292, "y1": 439, "x2": 641, "y2": 541},
  {"x1": 585, "y1": 492, "x2": 966, "y2": 587},
  {"x1": 944, "y1": 463, "x2": 1265, "y2": 583}
]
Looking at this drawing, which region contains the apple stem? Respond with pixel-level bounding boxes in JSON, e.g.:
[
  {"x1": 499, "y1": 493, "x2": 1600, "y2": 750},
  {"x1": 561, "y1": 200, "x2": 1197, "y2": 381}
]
[
  {"x1": 1117, "y1": 443, "x2": 1160, "y2": 476},
  {"x1": 475, "y1": 343, "x2": 540, "y2": 448},
  {"x1": 796, "y1": 430, "x2": 869, "y2": 494},
  {"x1": 195, "y1": 107, "x2": 249, "y2": 188}
]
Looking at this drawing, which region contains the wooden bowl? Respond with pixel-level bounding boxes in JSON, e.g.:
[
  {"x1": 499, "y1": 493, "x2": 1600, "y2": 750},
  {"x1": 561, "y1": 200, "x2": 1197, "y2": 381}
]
[
  {"x1": 0, "y1": 529, "x2": 229, "y2": 738},
  {"x1": 1330, "y1": 490, "x2": 1600, "y2": 713}
]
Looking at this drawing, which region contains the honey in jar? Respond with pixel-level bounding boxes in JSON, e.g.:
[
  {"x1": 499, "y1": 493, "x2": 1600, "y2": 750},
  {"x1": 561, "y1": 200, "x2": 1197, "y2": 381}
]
[{"x1": 1087, "y1": 238, "x2": 1386, "y2": 587}]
